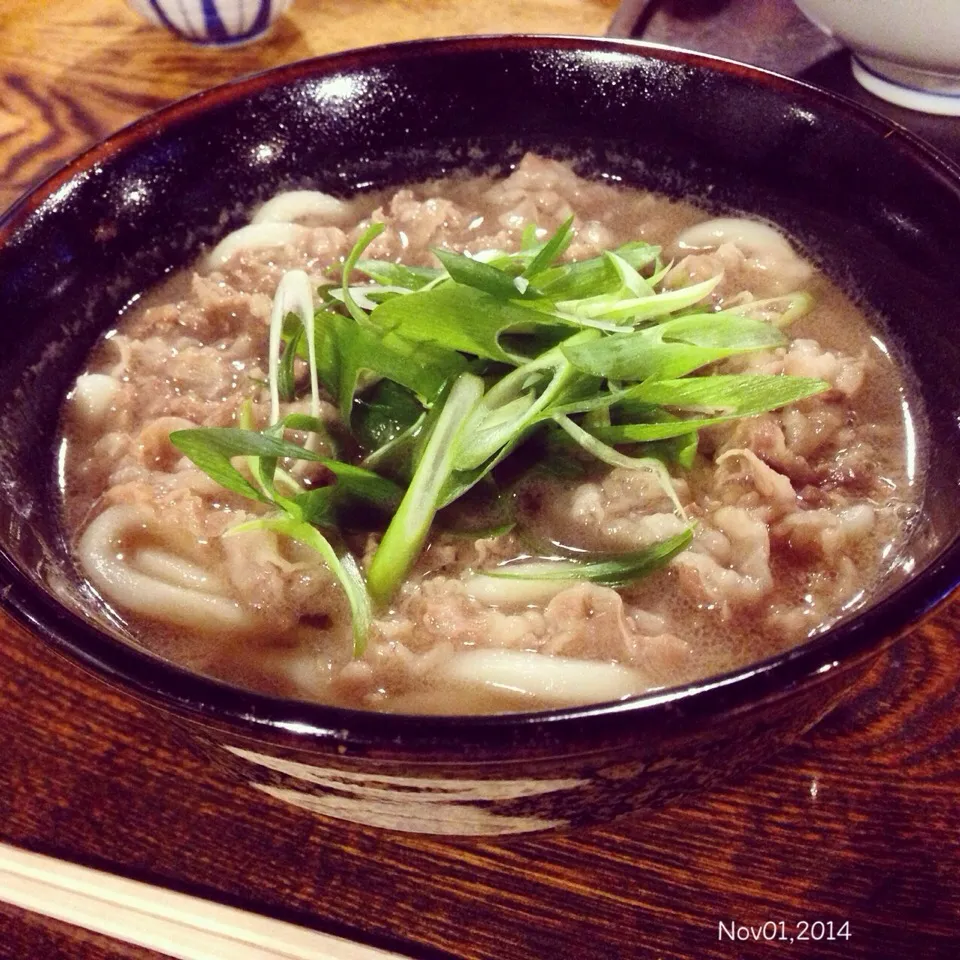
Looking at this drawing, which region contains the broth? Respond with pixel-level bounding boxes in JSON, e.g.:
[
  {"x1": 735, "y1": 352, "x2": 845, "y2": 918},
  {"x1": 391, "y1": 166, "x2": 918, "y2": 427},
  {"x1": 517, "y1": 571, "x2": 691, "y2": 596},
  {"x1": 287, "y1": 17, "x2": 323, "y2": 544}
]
[{"x1": 58, "y1": 155, "x2": 921, "y2": 714}]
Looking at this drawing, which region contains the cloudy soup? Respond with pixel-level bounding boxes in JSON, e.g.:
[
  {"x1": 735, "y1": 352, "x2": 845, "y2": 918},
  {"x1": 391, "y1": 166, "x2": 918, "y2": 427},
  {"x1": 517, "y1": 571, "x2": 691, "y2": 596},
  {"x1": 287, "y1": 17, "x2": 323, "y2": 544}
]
[{"x1": 59, "y1": 155, "x2": 922, "y2": 714}]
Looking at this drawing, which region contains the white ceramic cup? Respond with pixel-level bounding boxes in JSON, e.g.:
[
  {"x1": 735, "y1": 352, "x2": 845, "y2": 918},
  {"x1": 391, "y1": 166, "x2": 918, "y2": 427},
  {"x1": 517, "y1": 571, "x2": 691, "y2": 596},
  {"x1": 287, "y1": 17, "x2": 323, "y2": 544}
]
[
  {"x1": 794, "y1": 0, "x2": 960, "y2": 115},
  {"x1": 127, "y1": 0, "x2": 293, "y2": 46}
]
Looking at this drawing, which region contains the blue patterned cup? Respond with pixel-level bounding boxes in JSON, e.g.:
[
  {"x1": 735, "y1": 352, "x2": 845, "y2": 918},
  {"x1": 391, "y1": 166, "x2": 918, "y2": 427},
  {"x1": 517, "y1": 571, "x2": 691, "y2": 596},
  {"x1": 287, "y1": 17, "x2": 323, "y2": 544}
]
[{"x1": 127, "y1": 0, "x2": 293, "y2": 46}]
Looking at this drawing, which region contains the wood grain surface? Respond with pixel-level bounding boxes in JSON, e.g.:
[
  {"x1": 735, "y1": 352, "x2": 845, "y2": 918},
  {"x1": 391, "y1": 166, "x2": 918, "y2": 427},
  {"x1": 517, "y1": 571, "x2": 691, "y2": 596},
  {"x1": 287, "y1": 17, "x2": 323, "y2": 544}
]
[{"x1": 1, "y1": 2, "x2": 958, "y2": 959}]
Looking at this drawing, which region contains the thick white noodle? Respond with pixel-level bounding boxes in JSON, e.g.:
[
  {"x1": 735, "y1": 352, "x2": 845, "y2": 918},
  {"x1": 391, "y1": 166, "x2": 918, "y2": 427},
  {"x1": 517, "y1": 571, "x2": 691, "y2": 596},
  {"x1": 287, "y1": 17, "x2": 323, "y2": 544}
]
[
  {"x1": 78, "y1": 505, "x2": 251, "y2": 632},
  {"x1": 462, "y1": 573, "x2": 579, "y2": 607},
  {"x1": 251, "y1": 190, "x2": 350, "y2": 226},
  {"x1": 677, "y1": 217, "x2": 793, "y2": 257},
  {"x1": 133, "y1": 547, "x2": 230, "y2": 594},
  {"x1": 676, "y1": 217, "x2": 812, "y2": 283},
  {"x1": 70, "y1": 373, "x2": 120, "y2": 429},
  {"x1": 206, "y1": 223, "x2": 311, "y2": 269},
  {"x1": 435, "y1": 648, "x2": 645, "y2": 708}
]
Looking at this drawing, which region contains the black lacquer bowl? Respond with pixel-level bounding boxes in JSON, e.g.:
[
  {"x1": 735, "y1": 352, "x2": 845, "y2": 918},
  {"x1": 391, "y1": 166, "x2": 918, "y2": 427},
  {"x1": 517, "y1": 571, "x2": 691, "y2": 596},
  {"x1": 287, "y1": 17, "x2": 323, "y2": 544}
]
[{"x1": 1, "y1": 36, "x2": 959, "y2": 836}]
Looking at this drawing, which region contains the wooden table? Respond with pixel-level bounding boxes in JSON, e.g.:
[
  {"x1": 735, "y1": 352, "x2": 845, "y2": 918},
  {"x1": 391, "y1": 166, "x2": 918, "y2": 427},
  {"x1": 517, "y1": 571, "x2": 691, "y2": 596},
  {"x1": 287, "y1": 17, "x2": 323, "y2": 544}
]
[{"x1": 1, "y1": 2, "x2": 958, "y2": 958}]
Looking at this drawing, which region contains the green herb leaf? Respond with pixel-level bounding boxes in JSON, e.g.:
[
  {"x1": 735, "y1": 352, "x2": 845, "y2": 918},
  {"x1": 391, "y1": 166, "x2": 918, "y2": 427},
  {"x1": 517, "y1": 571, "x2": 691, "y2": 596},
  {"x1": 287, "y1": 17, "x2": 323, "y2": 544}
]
[
  {"x1": 171, "y1": 425, "x2": 400, "y2": 521},
  {"x1": 369, "y1": 284, "x2": 566, "y2": 363},
  {"x1": 312, "y1": 461, "x2": 403, "y2": 508},
  {"x1": 317, "y1": 310, "x2": 465, "y2": 419},
  {"x1": 360, "y1": 414, "x2": 426, "y2": 483},
  {"x1": 353, "y1": 379, "x2": 425, "y2": 451},
  {"x1": 291, "y1": 461, "x2": 403, "y2": 528}
]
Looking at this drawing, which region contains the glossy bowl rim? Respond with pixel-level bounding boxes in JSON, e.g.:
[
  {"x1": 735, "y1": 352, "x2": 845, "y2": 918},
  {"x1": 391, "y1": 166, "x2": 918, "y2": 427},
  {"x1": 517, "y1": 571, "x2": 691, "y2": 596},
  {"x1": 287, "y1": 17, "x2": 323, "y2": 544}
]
[{"x1": 2, "y1": 33, "x2": 959, "y2": 755}]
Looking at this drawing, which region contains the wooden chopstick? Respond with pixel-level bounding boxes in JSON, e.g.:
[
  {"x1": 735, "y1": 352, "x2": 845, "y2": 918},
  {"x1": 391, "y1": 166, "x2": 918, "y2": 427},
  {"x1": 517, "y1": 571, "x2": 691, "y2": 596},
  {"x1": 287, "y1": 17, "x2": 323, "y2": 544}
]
[
  {"x1": 606, "y1": 0, "x2": 660, "y2": 38},
  {"x1": 0, "y1": 842, "x2": 406, "y2": 960}
]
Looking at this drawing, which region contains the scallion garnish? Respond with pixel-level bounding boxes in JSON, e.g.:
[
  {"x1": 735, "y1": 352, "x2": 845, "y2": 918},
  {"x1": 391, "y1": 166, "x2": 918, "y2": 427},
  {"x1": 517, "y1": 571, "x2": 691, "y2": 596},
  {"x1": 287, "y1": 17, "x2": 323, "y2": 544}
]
[
  {"x1": 479, "y1": 526, "x2": 694, "y2": 588},
  {"x1": 170, "y1": 215, "x2": 830, "y2": 653},
  {"x1": 366, "y1": 372, "x2": 486, "y2": 607}
]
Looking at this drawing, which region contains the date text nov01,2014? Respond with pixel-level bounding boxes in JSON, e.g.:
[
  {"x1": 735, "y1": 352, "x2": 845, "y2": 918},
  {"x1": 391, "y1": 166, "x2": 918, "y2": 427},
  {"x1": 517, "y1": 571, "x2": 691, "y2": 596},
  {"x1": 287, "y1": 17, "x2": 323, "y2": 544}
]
[{"x1": 718, "y1": 920, "x2": 851, "y2": 943}]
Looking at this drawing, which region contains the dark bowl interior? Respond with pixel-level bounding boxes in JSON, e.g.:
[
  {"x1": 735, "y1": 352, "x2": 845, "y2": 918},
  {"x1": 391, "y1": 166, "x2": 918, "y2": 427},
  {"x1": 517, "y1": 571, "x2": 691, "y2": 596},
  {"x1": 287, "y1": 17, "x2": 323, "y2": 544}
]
[{"x1": 1, "y1": 36, "x2": 959, "y2": 759}]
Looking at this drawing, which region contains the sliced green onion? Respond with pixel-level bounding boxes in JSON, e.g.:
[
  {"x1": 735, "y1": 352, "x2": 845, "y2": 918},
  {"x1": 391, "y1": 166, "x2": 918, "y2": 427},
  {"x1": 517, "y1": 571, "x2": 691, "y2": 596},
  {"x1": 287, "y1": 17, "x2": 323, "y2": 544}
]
[
  {"x1": 353, "y1": 259, "x2": 443, "y2": 290},
  {"x1": 342, "y1": 223, "x2": 386, "y2": 326},
  {"x1": 725, "y1": 291, "x2": 813, "y2": 328},
  {"x1": 173, "y1": 217, "x2": 830, "y2": 658},
  {"x1": 522, "y1": 215, "x2": 574, "y2": 279},
  {"x1": 482, "y1": 527, "x2": 694, "y2": 588},
  {"x1": 559, "y1": 274, "x2": 721, "y2": 322},
  {"x1": 268, "y1": 270, "x2": 319, "y2": 425},
  {"x1": 552, "y1": 414, "x2": 687, "y2": 519},
  {"x1": 536, "y1": 241, "x2": 660, "y2": 299},
  {"x1": 561, "y1": 312, "x2": 787, "y2": 381},
  {"x1": 456, "y1": 330, "x2": 598, "y2": 471},
  {"x1": 367, "y1": 372, "x2": 486, "y2": 607},
  {"x1": 434, "y1": 248, "x2": 542, "y2": 301},
  {"x1": 604, "y1": 250, "x2": 656, "y2": 298}
]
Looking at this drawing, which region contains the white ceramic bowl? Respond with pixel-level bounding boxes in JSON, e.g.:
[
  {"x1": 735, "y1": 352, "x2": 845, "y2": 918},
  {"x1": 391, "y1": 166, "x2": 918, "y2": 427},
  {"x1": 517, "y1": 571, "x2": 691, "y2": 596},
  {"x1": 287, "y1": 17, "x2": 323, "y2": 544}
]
[{"x1": 794, "y1": 0, "x2": 960, "y2": 114}]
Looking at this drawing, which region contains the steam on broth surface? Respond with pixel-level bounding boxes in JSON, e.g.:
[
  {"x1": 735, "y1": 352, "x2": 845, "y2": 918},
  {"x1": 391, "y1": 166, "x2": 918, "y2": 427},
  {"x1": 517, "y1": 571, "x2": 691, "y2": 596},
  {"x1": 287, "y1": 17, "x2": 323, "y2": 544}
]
[{"x1": 59, "y1": 155, "x2": 920, "y2": 714}]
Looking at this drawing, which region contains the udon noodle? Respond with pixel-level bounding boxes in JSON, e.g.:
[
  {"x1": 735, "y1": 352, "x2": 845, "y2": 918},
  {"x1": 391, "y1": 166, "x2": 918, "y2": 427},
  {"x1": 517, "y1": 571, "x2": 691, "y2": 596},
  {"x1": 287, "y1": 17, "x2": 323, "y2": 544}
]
[{"x1": 59, "y1": 155, "x2": 920, "y2": 713}]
